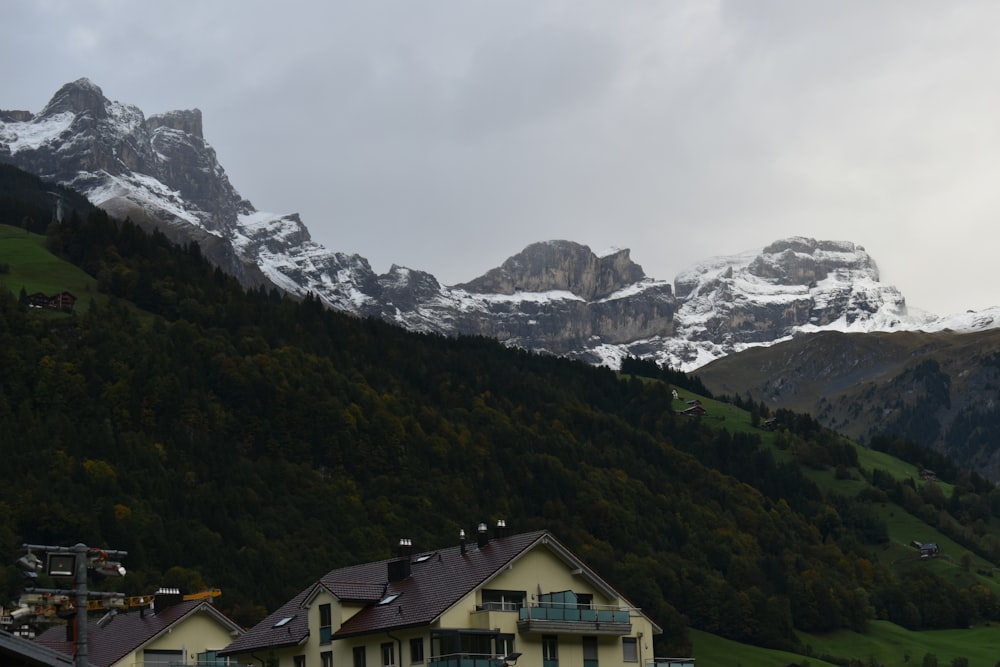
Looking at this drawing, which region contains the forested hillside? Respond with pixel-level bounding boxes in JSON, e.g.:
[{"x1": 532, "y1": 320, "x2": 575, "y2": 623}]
[{"x1": 4, "y1": 166, "x2": 1000, "y2": 659}]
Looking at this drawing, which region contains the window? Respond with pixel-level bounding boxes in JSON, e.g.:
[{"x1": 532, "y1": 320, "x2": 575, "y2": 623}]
[
  {"x1": 622, "y1": 638, "x2": 638, "y2": 663},
  {"x1": 542, "y1": 636, "x2": 558, "y2": 667},
  {"x1": 583, "y1": 636, "x2": 598, "y2": 667},
  {"x1": 273, "y1": 616, "x2": 294, "y2": 628},
  {"x1": 322, "y1": 652, "x2": 333, "y2": 667},
  {"x1": 354, "y1": 646, "x2": 367, "y2": 667},
  {"x1": 319, "y1": 603, "x2": 333, "y2": 644},
  {"x1": 577, "y1": 594, "x2": 594, "y2": 609},
  {"x1": 382, "y1": 642, "x2": 396, "y2": 667},
  {"x1": 410, "y1": 638, "x2": 425, "y2": 664},
  {"x1": 379, "y1": 593, "x2": 400, "y2": 605},
  {"x1": 294, "y1": 656, "x2": 306, "y2": 667},
  {"x1": 144, "y1": 650, "x2": 184, "y2": 667},
  {"x1": 196, "y1": 650, "x2": 227, "y2": 666},
  {"x1": 497, "y1": 635, "x2": 515, "y2": 661},
  {"x1": 481, "y1": 589, "x2": 526, "y2": 611}
]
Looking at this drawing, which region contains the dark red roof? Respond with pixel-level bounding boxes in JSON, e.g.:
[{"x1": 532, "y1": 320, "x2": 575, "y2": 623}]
[
  {"x1": 33, "y1": 600, "x2": 239, "y2": 667},
  {"x1": 1, "y1": 630, "x2": 82, "y2": 667},
  {"x1": 222, "y1": 530, "x2": 549, "y2": 656}
]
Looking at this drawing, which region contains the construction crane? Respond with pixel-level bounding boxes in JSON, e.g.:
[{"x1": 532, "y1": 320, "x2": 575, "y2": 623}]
[
  {"x1": 2, "y1": 589, "x2": 222, "y2": 630},
  {"x1": 85, "y1": 587, "x2": 220, "y2": 611}
]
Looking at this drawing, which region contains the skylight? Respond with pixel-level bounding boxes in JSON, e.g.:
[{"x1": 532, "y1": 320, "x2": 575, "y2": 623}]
[
  {"x1": 378, "y1": 593, "x2": 400, "y2": 606},
  {"x1": 414, "y1": 553, "x2": 433, "y2": 563},
  {"x1": 273, "y1": 616, "x2": 294, "y2": 627}
]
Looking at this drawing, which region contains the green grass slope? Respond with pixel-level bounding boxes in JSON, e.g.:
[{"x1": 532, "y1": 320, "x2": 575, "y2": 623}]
[{"x1": 0, "y1": 223, "x2": 101, "y2": 311}]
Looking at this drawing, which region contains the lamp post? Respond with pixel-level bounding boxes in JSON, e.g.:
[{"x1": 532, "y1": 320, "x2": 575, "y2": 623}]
[{"x1": 18, "y1": 543, "x2": 127, "y2": 667}]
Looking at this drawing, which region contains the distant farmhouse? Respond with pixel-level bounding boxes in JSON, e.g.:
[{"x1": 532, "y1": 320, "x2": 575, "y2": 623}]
[
  {"x1": 911, "y1": 541, "x2": 940, "y2": 559},
  {"x1": 26, "y1": 292, "x2": 76, "y2": 312},
  {"x1": 676, "y1": 399, "x2": 706, "y2": 417}
]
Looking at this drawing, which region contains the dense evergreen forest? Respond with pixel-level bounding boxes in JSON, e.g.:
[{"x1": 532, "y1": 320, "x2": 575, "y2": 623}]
[{"x1": 4, "y1": 165, "x2": 1000, "y2": 656}]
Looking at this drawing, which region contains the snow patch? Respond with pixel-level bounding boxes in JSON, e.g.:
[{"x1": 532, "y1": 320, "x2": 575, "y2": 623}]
[{"x1": 0, "y1": 112, "x2": 75, "y2": 153}]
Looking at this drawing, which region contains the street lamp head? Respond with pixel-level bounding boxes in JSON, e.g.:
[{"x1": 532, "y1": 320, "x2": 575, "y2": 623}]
[
  {"x1": 16, "y1": 552, "x2": 43, "y2": 573},
  {"x1": 92, "y1": 562, "x2": 126, "y2": 577}
]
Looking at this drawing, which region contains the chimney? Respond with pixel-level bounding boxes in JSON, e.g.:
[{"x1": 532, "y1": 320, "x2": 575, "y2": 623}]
[
  {"x1": 388, "y1": 538, "x2": 414, "y2": 581},
  {"x1": 495, "y1": 519, "x2": 508, "y2": 539},
  {"x1": 477, "y1": 522, "x2": 489, "y2": 549},
  {"x1": 459, "y1": 529, "x2": 467, "y2": 555},
  {"x1": 154, "y1": 587, "x2": 183, "y2": 613},
  {"x1": 397, "y1": 538, "x2": 414, "y2": 558},
  {"x1": 387, "y1": 557, "x2": 411, "y2": 582}
]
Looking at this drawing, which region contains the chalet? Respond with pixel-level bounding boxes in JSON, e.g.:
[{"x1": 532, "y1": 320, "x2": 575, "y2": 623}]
[
  {"x1": 221, "y1": 524, "x2": 683, "y2": 667},
  {"x1": 26, "y1": 292, "x2": 77, "y2": 312},
  {"x1": 34, "y1": 593, "x2": 243, "y2": 667},
  {"x1": 910, "y1": 541, "x2": 940, "y2": 559}
]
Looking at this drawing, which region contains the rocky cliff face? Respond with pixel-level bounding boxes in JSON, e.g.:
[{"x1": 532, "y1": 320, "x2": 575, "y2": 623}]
[
  {"x1": 458, "y1": 241, "x2": 646, "y2": 300},
  {"x1": 665, "y1": 237, "x2": 916, "y2": 367},
  {"x1": 0, "y1": 78, "x2": 264, "y2": 285},
  {"x1": 0, "y1": 79, "x2": 985, "y2": 371}
]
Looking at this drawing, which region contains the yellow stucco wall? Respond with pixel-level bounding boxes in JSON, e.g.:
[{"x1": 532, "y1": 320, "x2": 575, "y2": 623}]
[
  {"x1": 111, "y1": 609, "x2": 238, "y2": 667},
  {"x1": 230, "y1": 541, "x2": 661, "y2": 667}
]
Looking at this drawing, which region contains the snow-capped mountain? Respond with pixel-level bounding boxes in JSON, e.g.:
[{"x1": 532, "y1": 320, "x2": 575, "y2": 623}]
[{"x1": 3, "y1": 80, "x2": 997, "y2": 370}]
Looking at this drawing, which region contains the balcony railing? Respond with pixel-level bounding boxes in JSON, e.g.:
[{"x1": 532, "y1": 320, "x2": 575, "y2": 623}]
[
  {"x1": 131, "y1": 663, "x2": 253, "y2": 667},
  {"x1": 428, "y1": 653, "x2": 505, "y2": 667},
  {"x1": 516, "y1": 603, "x2": 632, "y2": 635},
  {"x1": 647, "y1": 658, "x2": 696, "y2": 667}
]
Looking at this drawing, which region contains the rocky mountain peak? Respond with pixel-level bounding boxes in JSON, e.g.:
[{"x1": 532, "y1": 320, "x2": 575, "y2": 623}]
[
  {"x1": 6, "y1": 80, "x2": 996, "y2": 375},
  {"x1": 748, "y1": 237, "x2": 878, "y2": 286},
  {"x1": 39, "y1": 78, "x2": 108, "y2": 120},
  {"x1": 457, "y1": 240, "x2": 646, "y2": 300},
  {"x1": 147, "y1": 109, "x2": 204, "y2": 140}
]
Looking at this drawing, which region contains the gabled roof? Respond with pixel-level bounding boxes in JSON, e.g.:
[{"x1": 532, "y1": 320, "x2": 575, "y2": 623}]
[
  {"x1": 223, "y1": 531, "x2": 547, "y2": 655},
  {"x1": 34, "y1": 600, "x2": 242, "y2": 667},
  {"x1": 222, "y1": 529, "x2": 658, "y2": 658},
  {"x1": 0, "y1": 630, "x2": 84, "y2": 667}
]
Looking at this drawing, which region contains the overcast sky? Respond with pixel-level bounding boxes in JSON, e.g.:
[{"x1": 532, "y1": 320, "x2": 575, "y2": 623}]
[{"x1": 4, "y1": 1, "x2": 1000, "y2": 315}]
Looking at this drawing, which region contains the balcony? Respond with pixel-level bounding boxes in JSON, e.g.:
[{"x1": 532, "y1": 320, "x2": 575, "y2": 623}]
[
  {"x1": 516, "y1": 603, "x2": 632, "y2": 636},
  {"x1": 647, "y1": 659, "x2": 696, "y2": 667},
  {"x1": 428, "y1": 653, "x2": 506, "y2": 667}
]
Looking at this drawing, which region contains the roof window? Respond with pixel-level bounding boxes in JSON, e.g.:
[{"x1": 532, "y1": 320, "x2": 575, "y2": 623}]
[
  {"x1": 378, "y1": 593, "x2": 400, "y2": 606},
  {"x1": 273, "y1": 616, "x2": 294, "y2": 627}
]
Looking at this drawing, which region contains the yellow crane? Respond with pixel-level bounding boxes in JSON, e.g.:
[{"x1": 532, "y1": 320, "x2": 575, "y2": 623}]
[
  {"x1": 85, "y1": 588, "x2": 221, "y2": 611},
  {"x1": 2, "y1": 589, "x2": 223, "y2": 627}
]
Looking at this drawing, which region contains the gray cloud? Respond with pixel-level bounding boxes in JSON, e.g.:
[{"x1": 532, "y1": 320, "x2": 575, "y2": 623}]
[{"x1": 4, "y1": 1, "x2": 1000, "y2": 314}]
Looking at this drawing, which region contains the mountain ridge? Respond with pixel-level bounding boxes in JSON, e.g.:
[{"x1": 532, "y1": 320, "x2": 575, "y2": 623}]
[{"x1": 3, "y1": 78, "x2": 999, "y2": 370}]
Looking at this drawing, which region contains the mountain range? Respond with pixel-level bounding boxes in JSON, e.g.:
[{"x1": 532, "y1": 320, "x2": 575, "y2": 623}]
[{"x1": 3, "y1": 78, "x2": 999, "y2": 372}]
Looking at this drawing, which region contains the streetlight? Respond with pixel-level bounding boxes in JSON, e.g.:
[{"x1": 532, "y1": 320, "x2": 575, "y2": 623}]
[{"x1": 18, "y1": 543, "x2": 127, "y2": 667}]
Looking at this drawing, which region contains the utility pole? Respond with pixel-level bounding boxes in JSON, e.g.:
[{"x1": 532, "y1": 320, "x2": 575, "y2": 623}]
[
  {"x1": 17, "y1": 543, "x2": 127, "y2": 667},
  {"x1": 73, "y1": 544, "x2": 88, "y2": 667}
]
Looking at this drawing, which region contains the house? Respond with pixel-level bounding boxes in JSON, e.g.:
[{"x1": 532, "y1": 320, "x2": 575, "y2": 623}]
[
  {"x1": 33, "y1": 592, "x2": 243, "y2": 667},
  {"x1": 220, "y1": 525, "x2": 673, "y2": 667},
  {"x1": 910, "y1": 541, "x2": 940, "y2": 559},
  {"x1": 0, "y1": 629, "x2": 85, "y2": 667},
  {"x1": 25, "y1": 291, "x2": 77, "y2": 312}
]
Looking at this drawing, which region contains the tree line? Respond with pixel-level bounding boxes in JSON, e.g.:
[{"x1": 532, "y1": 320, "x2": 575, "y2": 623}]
[{"x1": 3, "y1": 172, "x2": 1000, "y2": 655}]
